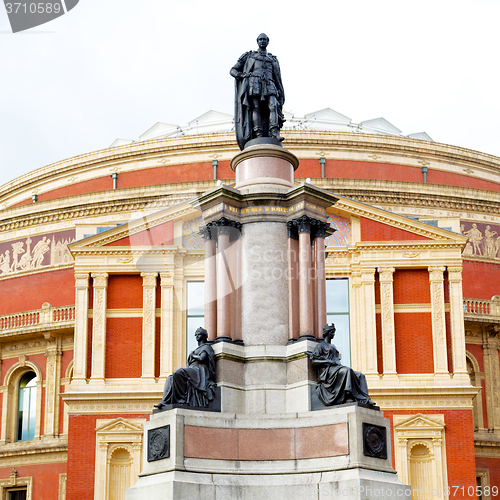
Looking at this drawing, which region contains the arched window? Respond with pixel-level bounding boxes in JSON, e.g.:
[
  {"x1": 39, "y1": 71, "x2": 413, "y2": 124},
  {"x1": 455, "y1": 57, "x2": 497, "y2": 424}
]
[{"x1": 17, "y1": 373, "x2": 37, "y2": 441}]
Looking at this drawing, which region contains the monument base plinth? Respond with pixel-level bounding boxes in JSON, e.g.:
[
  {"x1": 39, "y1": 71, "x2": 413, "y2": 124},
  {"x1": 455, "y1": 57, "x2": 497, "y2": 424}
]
[
  {"x1": 126, "y1": 468, "x2": 409, "y2": 500},
  {"x1": 126, "y1": 405, "x2": 410, "y2": 500}
]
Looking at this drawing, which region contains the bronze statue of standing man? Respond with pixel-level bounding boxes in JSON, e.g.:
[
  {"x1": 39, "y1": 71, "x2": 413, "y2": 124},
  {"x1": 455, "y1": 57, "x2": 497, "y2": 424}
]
[{"x1": 230, "y1": 33, "x2": 285, "y2": 150}]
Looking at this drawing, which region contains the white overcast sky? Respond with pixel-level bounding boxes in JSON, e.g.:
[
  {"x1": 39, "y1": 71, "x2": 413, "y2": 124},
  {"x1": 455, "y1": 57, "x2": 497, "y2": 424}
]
[{"x1": 1, "y1": 0, "x2": 499, "y2": 189}]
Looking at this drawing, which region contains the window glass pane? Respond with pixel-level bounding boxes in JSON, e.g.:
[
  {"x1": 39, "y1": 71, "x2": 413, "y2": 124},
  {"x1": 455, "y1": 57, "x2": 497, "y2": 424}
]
[
  {"x1": 326, "y1": 279, "x2": 349, "y2": 313},
  {"x1": 9, "y1": 490, "x2": 27, "y2": 500},
  {"x1": 186, "y1": 282, "x2": 204, "y2": 316},
  {"x1": 17, "y1": 373, "x2": 36, "y2": 441},
  {"x1": 327, "y1": 313, "x2": 351, "y2": 367},
  {"x1": 187, "y1": 317, "x2": 205, "y2": 357}
]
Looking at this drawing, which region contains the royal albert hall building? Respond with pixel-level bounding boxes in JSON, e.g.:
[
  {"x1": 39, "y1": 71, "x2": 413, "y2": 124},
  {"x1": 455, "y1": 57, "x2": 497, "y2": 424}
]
[{"x1": 0, "y1": 108, "x2": 499, "y2": 500}]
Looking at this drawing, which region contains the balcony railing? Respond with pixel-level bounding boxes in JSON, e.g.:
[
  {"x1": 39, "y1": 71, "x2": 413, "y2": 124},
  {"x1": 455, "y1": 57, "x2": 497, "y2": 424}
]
[
  {"x1": 464, "y1": 297, "x2": 500, "y2": 321},
  {"x1": 0, "y1": 303, "x2": 75, "y2": 333}
]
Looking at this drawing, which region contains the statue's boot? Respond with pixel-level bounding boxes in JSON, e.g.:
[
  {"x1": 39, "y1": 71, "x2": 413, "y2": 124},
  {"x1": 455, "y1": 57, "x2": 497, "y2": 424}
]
[
  {"x1": 270, "y1": 127, "x2": 284, "y2": 142},
  {"x1": 253, "y1": 127, "x2": 263, "y2": 138}
]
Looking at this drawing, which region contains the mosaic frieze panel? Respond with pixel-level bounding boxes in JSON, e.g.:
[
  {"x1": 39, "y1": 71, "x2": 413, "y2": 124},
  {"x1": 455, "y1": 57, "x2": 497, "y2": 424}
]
[
  {"x1": 326, "y1": 214, "x2": 352, "y2": 247},
  {"x1": 182, "y1": 217, "x2": 204, "y2": 249},
  {"x1": 461, "y1": 221, "x2": 500, "y2": 260},
  {"x1": 0, "y1": 229, "x2": 75, "y2": 277}
]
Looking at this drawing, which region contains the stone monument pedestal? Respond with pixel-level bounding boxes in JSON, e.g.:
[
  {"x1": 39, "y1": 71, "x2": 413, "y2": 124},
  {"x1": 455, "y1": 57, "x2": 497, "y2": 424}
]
[
  {"x1": 126, "y1": 403, "x2": 409, "y2": 500},
  {"x1": 126, "y1": 144, "x2": 410, "y2": 500}
]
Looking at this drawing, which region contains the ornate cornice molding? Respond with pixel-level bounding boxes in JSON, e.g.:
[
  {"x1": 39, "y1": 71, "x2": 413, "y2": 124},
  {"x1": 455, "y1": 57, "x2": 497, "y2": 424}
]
[
  {"x1": 334, "y1": 200, "x2": 459, "y2": 240},
  {"x1": 2, "y1": 130, "x2": 499, "y2": 204},
  {"x1": 373, "y1": 395, "x2": 473, "y2": 410},
  {"x1": 0, "y1": 192, "x2": 198, "y2": 234}
]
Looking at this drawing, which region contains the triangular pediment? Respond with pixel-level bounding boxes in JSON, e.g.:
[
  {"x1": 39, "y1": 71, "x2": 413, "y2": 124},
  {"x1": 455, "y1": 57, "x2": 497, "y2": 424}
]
[
  {"x1": 95, "y1": 417, "x2": 143, "y2": 434},
  {"x1": 328, "y1": 195, "x2": 468, "y2": 244},
  {"x1": 139, "y1": 122, "x2": 180, "y2": 141},
  {"x1": 394, "y1": 413, "x2": 445, "y2": 430},
  {"x1": 188, "y1": 110, "x2": 233, "y2": 126},
  {"x1": 360, "y1": 117, "x2": 402, "y2": 135},
  {"x1": 408, "y1": 131, "x2": 434, "y2": 141},
  {"x1": 69, "y1": 200, "x2": 199, "y2": 251},
  {"x1": 110, "y1": 138, "x2": 134, "y2": 148},
  {"x1": 304, "y1": 108, "x2": 352, "y2": 124}
]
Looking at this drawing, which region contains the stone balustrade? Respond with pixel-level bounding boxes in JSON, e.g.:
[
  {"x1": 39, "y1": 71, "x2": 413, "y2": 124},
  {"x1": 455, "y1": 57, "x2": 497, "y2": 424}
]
[
  {"x1": 0, "y1": 302, "x2": 75, "y2": 333},
  {"x1": 464, "y1": 296, "x2": 500, "y2": 321}
]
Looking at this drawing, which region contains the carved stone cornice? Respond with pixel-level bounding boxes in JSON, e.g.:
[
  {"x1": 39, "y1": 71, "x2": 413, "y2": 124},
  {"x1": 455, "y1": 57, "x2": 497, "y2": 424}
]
[
  {"x1": 0, "y1": 194, "x2": 197, "y2": 235},
  {"x1": 335, "y1": 200, "x2": 452, "y2": 240}
]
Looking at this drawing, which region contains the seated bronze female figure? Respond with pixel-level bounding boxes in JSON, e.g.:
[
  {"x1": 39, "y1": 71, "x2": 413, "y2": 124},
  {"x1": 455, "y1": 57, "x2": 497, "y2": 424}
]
[
  {"x1": 310, "y1": 323, "x2": 375, "y2": 407},
  {"x1": 155, "y1": 327, "x2": 216, "y2": 409}
]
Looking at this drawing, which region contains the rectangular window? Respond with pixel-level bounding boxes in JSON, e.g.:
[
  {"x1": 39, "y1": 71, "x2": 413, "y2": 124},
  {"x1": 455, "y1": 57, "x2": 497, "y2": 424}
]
[
  {"x1": 186, "y1": 282, "x2": 205, "y2": 358},
  {"x1": 326, "y1": 278, "x2": 350, "y2": 366},
  {"x1": 8, "y1": 489, "x2": 27, "y2": 500}
]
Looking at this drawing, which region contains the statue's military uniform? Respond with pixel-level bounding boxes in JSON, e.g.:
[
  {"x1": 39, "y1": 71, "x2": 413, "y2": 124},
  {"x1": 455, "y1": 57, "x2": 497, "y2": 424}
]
[
  {"x1": 244, "y1": 51, "x2": 280, "y2": 99},
  {"x1": 230, "y1": 46, "x2": 285, "y2": 149}
]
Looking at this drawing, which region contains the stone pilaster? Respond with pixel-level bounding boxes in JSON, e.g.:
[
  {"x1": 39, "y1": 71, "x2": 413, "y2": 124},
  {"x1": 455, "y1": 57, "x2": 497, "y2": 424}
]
[
  {"x1": 141, "y1": 272, "x2": 157, "y2": 380},
  {"x1": 73, "y1": 273, "x2": 89, "y2": 381},
  {"x1": 483, "y1": 329, "x2": 500, "y2": 430},
  {"x1": 44, "y1": 342, "x2": 62, "y2": 437},
  {"x1": 378, "y1": 267, "x2": 397, "y2": 376},
  {"x1": 350, "y1": 270, "x2": 363, "y2": 371},
  {"x1": 361, "y1": 268, "x2": 378, "y2": 375},
  {"x1": 159, "y1": 273, "x2": 174, "y2": 377},
  {"x1": 200, "y1": 225, "x2": 217, "y2": 341},
  {"x1": 172, "y1": 259, "x2": 184, "y2": 370},
  {"x1": 91, "y1": 272, "x2": 108, "y2": 381},
  {"x1": 428, "y1": 266, "x2": 449, "y2": 375},
  {"x1": 313, "y1": 221, "x2": 329, "y2": 339},
  {"x1": 447, "y1": 266, "x2": 468, "y2": 376}
]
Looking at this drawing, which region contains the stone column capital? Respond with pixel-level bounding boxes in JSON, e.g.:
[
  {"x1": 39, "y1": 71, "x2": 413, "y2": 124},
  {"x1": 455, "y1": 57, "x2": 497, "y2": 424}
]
[
  {"x1": 199, "y1": 225, "x2": 215, "y2": 241},
  {"x1": 312, "y1": 221, "x2": 330, "y2": 240},
  {"x1": 91, "y1": 272, "x2": 109, "y2": 288},
  {"x1": 378, "y1": 267, "x2": 395, "y2": 282},
  {"x1": 75, "y1": 273, "x2": 90, "y2": 289},
  {"x1": 141, "y1": 272, "x2": 158, "y2": 287},
  {"x1": 286, "y1": 220, "x2": 299, "y2": 240},
  {"x1": 213, "y1": 217, "x2": 242, "y2": 238},
  {"x1": 159, "y1": 273, "x2": 174, "y2": 287},
  {"x1": 428, "y1": 266, "x2": 445, "y2": 281},
  {"x1": 361, "y1": 268, "x2": 376, "y2": 282},
  {"x1": 447, "y1": 266, "x2": 463, "y2": 282},
  {"x1": 294, "y1": 215, "x2": 315, "y2": 234},
  {"x1": 44, "y1": 347, "x2": 62, "y2": 358}
]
